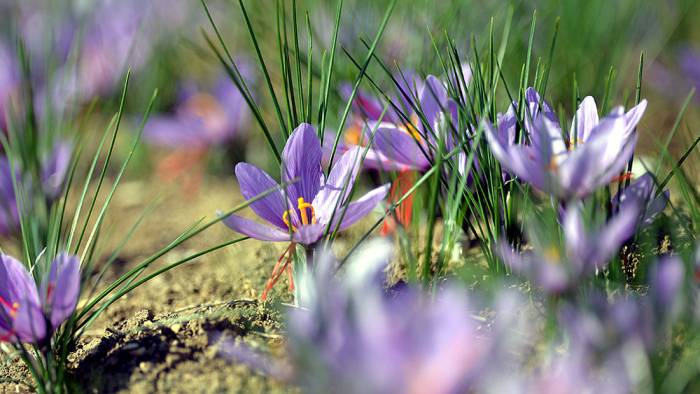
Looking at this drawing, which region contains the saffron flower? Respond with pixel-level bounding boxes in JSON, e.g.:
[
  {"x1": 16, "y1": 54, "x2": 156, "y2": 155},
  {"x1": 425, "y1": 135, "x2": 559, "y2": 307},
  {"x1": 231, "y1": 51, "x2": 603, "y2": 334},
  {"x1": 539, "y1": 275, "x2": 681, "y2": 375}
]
[
  {"x1": 486, "y1": 94, "x2": 647, "y2": 200},
  {"x1": 612, "y1": 172, "x2": 669, "y2": 230},
  {"x1": 145, "y1": 75, "x2": 250, "y2": 149},
  {"x1": 498, "y1": 203, "x2": 640, "y2": 294},
  {"x1": 41, "y1": 141, "x2": 73, "y2": 201},
  {"x1": 374, "y1": 75, "x2": 460, "y2": 171},
  {"x1": 0, "y1": 253, "x2": 80, "y2": 344},
  {"x1": 222, "y1": 123, "x2": 389, "y2": 246},
  {"x1": 285, "y1": 240, "x2": 513, "y2": 394}
]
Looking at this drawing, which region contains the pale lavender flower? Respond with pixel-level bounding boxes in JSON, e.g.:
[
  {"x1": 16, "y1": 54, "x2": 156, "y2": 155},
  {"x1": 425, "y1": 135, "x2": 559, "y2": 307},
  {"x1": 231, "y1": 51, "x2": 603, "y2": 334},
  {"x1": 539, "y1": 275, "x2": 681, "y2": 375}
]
[
  {"x1": 498, "y1": 203, "x2": 640, "y2": 294},
  {"x1": 374, "y1": 75, "x2": 461, "y2": 171},
  {"x1": 0, "y1": 253, "x2": 80, "y2": 344},
  {"x1": 612, "y1": 172, "x2": 669, "y2": 229},
  {"x1": 223, "y1": 123, "x2": 389, "y2": 246},
  {"x1": 145, "y1": 75, "x2": 251, "y2": 149},
  {"x1": 41, "y1": 142, "x2": 73, "y2": 201},
  {"x1": 486, "y1": 94, "x2": 647, "y2": 200},
  {"x1": 286, "y1": 240, "x2": 505, "y2": 394},
  {"x1": 0, "y1": 158, "x2": 19, "y2": 236}
]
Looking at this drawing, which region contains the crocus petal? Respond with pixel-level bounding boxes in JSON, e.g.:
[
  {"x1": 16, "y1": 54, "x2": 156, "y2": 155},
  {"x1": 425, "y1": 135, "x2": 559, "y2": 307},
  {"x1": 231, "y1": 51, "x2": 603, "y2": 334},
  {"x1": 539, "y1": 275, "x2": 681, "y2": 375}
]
[
  {"x1": 375, "y1": 126, "x2": 431, "y2": 170},
  {"x1": 419, "y1": 75, "x2": 448, "y2": 130},
  {"x1": 589, "y1": 202, "x2": 640, "y2": 266},
  {"x1": 615, "y1": 173, "x2": 668, "y2": 227},
  {"x1": 485, "y1": 122, "x2": 546, "y2": 190},
  {"x1": 563, "y1": 206, "x2": 587, "y2": 263},
  {"x1": 144, "y1": 116, "x2": 209, "y2": 148},
  {"x1": 41, "y1": 142, "x2": 73, "y2": 200},
  {"x1": 335, "y1": 184, "x2": 390, "y2": 232},
  {"x1": 44, "y1": 254, "x2": 80, "y2": 328},
  {"x1": 292, "y1": 223, "x2": 326, "y2": 245},
  {"x1": 313, "y1": 147, "x2": 362, "y2": 218},
  {"x1": 12, "y1": 301, "x2": 46, "y2": 343},
  {"x1": 623, "y1": 100, "x2": 647, "y2": 133},
  {"x1": 281, "y1": 123, "x2": 323, "y2": 205},
  {"x1": 236, "y1": 163, "x2": 288, "y2": 230},
  {"x1": 0, "y1": 255, "x2": 40, "y2": 309},
  {"x1": 0, "y1": 255, "x2": 45, "y2": 343},
  {"x1": 572, "y1": 96, "x2": 599, "y2": 143},
  {"x1": 651, "y1": 256, "x2": 685, "y2": 314},
  {"x1": 223, "y1": 215, "x2": 290, "y2": 242}
]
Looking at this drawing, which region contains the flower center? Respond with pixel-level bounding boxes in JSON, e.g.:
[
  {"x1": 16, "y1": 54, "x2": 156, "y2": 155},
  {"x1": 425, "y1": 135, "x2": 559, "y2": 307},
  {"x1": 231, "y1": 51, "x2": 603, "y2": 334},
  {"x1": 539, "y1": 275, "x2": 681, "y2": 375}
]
[
  {"x1": 543, "y1": 246, "x2": 561, "y2": 262},
  {"x1": 400, "y1": 114, "x2": 423, "y2": 142},
  {"x1": 0, "y1": 295, "x2": 19, "y2": 319},
  {"x1": 282, "y1": 197, "x2": 317, "y2": 232},
  {"x1": 344, "y1": 123, "x2": 363, "y2": 146}
]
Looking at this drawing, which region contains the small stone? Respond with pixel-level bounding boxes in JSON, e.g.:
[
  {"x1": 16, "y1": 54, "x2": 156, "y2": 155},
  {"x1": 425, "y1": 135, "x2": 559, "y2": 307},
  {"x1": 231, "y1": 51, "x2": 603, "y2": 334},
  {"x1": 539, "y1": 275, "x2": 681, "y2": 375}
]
[{"x1": 170, "y1": 323, "x2": 182, "y2": 334}]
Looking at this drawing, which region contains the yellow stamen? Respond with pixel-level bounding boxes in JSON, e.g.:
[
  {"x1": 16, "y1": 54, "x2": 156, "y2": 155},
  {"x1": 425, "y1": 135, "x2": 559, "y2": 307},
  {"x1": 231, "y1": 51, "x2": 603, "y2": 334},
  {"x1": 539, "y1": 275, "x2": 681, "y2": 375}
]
[
  {"x1": 282, "y1": 197, "x2": 317, "y2": 232},
  {"x1": 344, "y1": 123, "x2": 363, "y2": 146},
  {"x1": 400, "y1": 114, "x2": 423, "y2": 142}
]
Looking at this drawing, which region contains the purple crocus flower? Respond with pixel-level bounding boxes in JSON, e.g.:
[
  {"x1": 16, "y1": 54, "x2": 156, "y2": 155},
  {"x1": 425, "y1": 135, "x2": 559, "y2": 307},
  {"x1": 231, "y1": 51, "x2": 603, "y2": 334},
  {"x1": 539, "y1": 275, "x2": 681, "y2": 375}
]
[
  {"x1": 41, "y1": 141, "x2": 73, "y2": 201},
  {"x1": 373, "y1": 75, "x2": 460, "y2": 171},
  {"x1": 223, "y1": 123, "x2": 389, "y2": 246},
  {"x1": 0, "y1": 41, "x2": 19, "y2": 130},
  {"x1": 0, "y1": 158, "x2": 20, "y2": 236},
  {"x1": 498, "y1": 203, "x2": 640, "y2": 294},
  {"x1": 612, "y1": 172, "x2": 669, "y2": 229},
  {"x1": 286, "y1": 240, "x2": 507, "y2": 394},
  {"x1": 0, "y1": 253, "x2": 80, "y2": 344},
  {"x1": 486, "y1": 94, "x2": 647, "y2": 200},
  {"x1": 145, "y1": 75, "x2": 251, "y2": 150}
]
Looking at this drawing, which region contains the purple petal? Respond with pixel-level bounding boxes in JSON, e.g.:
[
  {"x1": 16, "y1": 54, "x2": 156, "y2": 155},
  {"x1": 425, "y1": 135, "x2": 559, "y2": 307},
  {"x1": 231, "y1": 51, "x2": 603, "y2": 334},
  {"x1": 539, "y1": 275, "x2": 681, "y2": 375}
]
[
  {"x1": 314, "y1": 147, "x2": 362, "y2": 219},
  {"x1": 0, "y1": 255, "x2": 40, "y2": 309},
  {"x1": 651, "y1": 256, "x2": 684, "y2": 313},
  {"x1": 335, "y1": 184, "x2": 390, "y2": 231},
  {"x1": 485, "y1": 122, "x2": 546, "y2": 190},
  {"x1": 41, "y1": 141, "x2": 73, "y2": 200},
  {"x1": 419, "y1": 75, "x2": 448, "y2": 130},
  {"x1": 12, "y1": 301, "x2": 46, "y2": 343},
  {"x1": 623, "y1": 100, "x2": 647, "y2": 133},
  {"x1": 223, "y1": 215, "x2": 290, "y2": 242},
  {"x1": 44, "y1": 254, "x2": 80, "y2": 328},
  {"x1": 292, "y1": 223, "x2": 326, "y2": 245},
  {"x1": 374, "y1": 126, "x2": 431, "y2": 170},
  {"x1": 235, "y1": 163, "x2": 288, "y2": 230},
  {"x1": 572, "y1": 96, "x2": 599, "y2": 143},
  {"x1": 590, "y1": 202, "x2": 640, "y2": 266},
  {"x1": 281, "y1": 123, "x2": 323, "y2": 205},
  {"x1": 0, "y1": 255, "x2": 45, "y2": 343},
  {"x1": 144, "y1": 115, "x2": 209, "y2": 148},
  {"x1": 563, "y1": 206, "x2": 587, "y2": 263}
]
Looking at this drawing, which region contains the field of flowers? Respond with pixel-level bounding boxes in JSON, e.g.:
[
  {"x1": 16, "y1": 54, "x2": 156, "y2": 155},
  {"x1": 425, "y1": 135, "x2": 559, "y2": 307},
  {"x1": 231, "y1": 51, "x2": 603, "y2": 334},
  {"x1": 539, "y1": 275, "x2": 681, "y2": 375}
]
[{"x1": 2, "y1": 0, "x2": 700, "y2": 392}]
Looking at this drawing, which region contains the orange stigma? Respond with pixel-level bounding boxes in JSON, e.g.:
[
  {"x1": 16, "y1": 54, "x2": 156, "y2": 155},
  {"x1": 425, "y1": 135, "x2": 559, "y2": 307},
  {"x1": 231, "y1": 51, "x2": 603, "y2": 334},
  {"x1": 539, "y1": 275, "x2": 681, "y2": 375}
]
[{"x1": 0, "y1": 296, "x2": 18, "y2": 319}]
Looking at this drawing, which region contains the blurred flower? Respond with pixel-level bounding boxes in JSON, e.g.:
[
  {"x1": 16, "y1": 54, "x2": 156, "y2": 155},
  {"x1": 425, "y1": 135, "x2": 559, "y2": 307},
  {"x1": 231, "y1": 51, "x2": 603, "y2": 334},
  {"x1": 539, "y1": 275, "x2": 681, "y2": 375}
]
[
  {"x1": 374, "y1": 75, "x2": 461, "y2": 171},
  {"x1": 287, "y1": 240, "x2": 514, "y2": 393},
  {"x1": 486, "y1": 93, "x2": 647, "y2": 200},
  {"x1": 0, "y1": 142, "x2": 72, "y2": 236},
  {"x1": 223, "y1": 123, "x2": 389, "y2": 246},
  {"x1": 41, "y1": 141, "x2": 72, "y2": 201},
  {"x1": 0, "y1": 253, "x2": 80, "y2": 344},
  {"x1": 498, "y1": 203, "x2": 640, "y2": 294},
  {"x1": 612, "y1": 172, "x2": 669, "y2": 230},
  {"x1": 0, "y1": 158, "x2": 20, "y2": 236},
  {"x1": 145, "y1": 75, "x2": 251, "y2": 150},
  {"x1": 0, "y1": 41, "x2": 19, "y2": 129}
]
